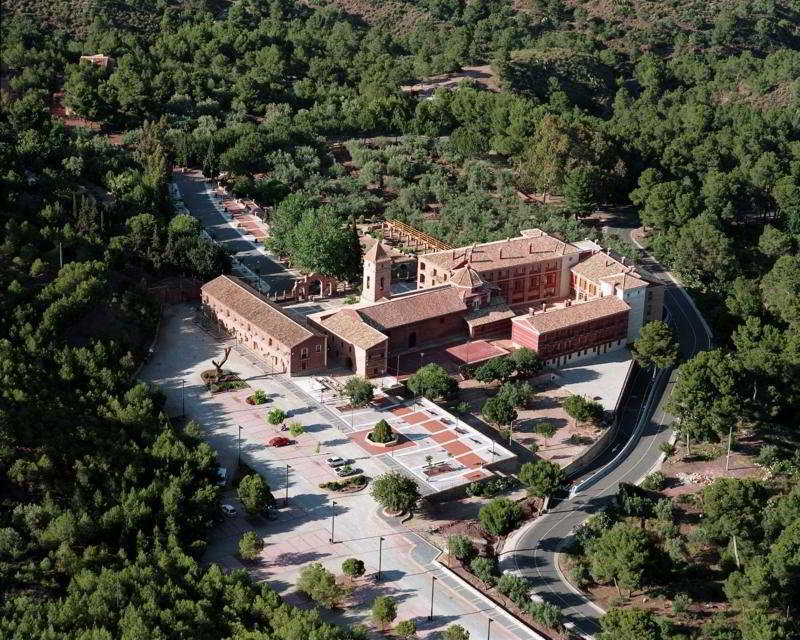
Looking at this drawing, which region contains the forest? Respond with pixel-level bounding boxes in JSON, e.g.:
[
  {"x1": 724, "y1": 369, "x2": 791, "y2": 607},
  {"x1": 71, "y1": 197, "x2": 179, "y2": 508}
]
[{"x1": 1, "y1": 0, "x2": 799, "y2": 637}]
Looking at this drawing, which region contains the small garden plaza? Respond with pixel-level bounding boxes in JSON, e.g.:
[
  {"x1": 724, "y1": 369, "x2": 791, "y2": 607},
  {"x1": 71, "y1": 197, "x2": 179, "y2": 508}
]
[{"x1": 291, "y1": 375, "x2": 516, "y2": 497}]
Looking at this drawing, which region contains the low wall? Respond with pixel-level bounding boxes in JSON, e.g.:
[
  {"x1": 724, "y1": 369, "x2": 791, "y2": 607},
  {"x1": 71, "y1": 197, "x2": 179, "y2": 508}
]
[{"x1": 561, "y1": 359, "x2": 639, "y2": 480}]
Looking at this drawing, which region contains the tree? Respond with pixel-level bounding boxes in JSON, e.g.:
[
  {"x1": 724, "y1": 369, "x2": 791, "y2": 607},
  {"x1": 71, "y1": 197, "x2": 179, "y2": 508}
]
[
  {"x1": 168, "y1": 213, "x2": 201, "y2": 237},
  {"x1": 267, "y1": 408, "x2": 287, "y2": 425},
  {"x1": 447, "y1": 535, "x2": 477, "y2": 562},
  {"x1": 478, "y1": 498, "x2": 523, "y2": 536},
  {"x1": 588, "y1": 522, "x2": 655, "y2": 596},
  {"x1": 474, "y1": 357, "x2": 516, "y2": 383},
  {"x1": 370, "y1": 419, "x2": 394, "y2": 443},
  {"x1": 497, "y1": 381, "x2": 534, "y2": 408},
  {"x1": 395, "y1": 620, "x2": 417, "y2": 639},
  {"x1": 518, "y1": 460, "x2": 565, "y2": 507},
  {"x1": 758, "y1": 225, "x2": 793, "y2": 258},
  {"x1": 702, "y1": 477, "x2": 766, "y2": 542},
  {"x1": 509, "y1": 347, "x2": 542, "y2": 378},
  {"x1": 563, "y1": 395, "x2": 604, "y2": 427},
  {"x1": 211, "y1": 346, "x2": 232, "y2": 380},
  {"x1": 238, "y1": 531, "x2": 264, "y2": 560},
  {"x1": 297, "y1": 562, "x2": 344, "y2": 608},
  {"x1": 237, "y1": 474, "x2": 275, "y2": 515},
  {"x1": 371, "y1": 595, "x2": 397, "y2": 630},
  {"x1": 371, "y1": 472, "x2": 420, "y2": 514},
  {"x1": 290, "y1": 210, "x2": 362, "y2": 283},
  {"x1": 667, "y1": 350, "x2": 741, "y2": 445},
  {"x1": 343, "y1": 376, "x2": 374, "y2": 407},
  {"x1": 564, "y1": 166, "x2": 598, "y2": 218},
  {"x1": 407, "y1": 363, "x2": 458, "y2": 400},
  {"x1": 632, "y1": 321, "x2": 679, "y2": 369},
  {"x1": 762, "y1": 255, "x2": 800, "y2": 328},
  {"x1": 481, "y1": 395, "x2": 517, "y2": 428},
  {"x1": 670, "y1": 215, "x2": 735, "y2": 292},
  {"x1": 341, "y1": 558, "x2": 366, "y2": 581},
  {"x1": 599, "y1": 608, "x2": 667, "y2": 640},
  {"x1": 536, "y1": 421, "x2": 558, "y2": 446},
  {"x1": 442, "y1": 624, "x2": 470, "y2": 640}
]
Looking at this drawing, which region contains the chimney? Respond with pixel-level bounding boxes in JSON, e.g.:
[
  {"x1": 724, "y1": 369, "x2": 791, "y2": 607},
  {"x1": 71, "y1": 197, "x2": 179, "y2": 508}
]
[{"x1": 529, "y1": 307, "x2": 535, "y2": 316}]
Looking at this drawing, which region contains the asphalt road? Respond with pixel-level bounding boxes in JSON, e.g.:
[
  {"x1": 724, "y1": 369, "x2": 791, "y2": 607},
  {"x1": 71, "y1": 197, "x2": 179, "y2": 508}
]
[
  {"x1": 174, "y1": 171, "x2": 296, "y2": 293},
  {"x1": 507, "y1": 281, "x2": 712, "y2": 639}
]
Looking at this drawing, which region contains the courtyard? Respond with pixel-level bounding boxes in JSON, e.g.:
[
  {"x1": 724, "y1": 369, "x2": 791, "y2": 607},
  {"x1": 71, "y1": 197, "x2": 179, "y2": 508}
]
[{"x1": 140, "y1": 304, "x2": 530, "y2": 640}]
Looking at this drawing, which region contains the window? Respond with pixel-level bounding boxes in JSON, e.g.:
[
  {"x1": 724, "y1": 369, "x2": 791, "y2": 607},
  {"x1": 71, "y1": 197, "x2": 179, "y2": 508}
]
[
  {"x1": 420, "y1": 262, "x2": 426, "y2": 270},
  {"x1": 419, "y1": 273, "x2": 426, "y2": 283},
  {"x1": 315, "y1": 344, "x2": 321, "y2": 352},
  {"x1": 366, "y1": 276, "x2": 370, "y2": 288},
  {"x1": 432, "y1": 269, "x2": 437, "y2": 276},
  {"x1": 268, "y1": 337, "x2": 272, "y2": 346},
  {"x1": 380, "y1": 277, "x2": 384, "y2": 289},
  {"x1": 301, "y1": 348, "x2": 308, "y2": 358}
]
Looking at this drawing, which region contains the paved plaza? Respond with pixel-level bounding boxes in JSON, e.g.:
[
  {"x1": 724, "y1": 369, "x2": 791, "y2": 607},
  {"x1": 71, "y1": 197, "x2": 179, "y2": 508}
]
[{"x1": 140, "y1": 304, "x2": 534, "y2": 640}]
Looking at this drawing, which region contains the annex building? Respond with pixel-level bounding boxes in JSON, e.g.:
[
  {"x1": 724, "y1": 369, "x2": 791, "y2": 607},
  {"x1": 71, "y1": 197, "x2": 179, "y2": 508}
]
[
  {"x1": 201, "y1": 275, "x2": 327, "y2": 375},
  {"x1": 202, "y1": 229, "x2": 664, "y2": 379}
]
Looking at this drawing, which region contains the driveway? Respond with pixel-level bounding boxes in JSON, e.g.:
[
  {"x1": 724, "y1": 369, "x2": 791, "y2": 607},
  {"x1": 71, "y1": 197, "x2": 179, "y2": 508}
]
[
  {"x1": 173, "y1": 170, "x2": 295, "y2": 293},
  {"x1": 140, "y1": 304, "x2": 528, "y2": 640}
]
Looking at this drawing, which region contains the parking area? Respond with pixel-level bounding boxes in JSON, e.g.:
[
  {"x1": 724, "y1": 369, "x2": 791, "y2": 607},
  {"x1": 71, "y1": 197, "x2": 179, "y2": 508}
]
[{"x1": 139, "y1": 304, "x2": 521, "y2": 640}]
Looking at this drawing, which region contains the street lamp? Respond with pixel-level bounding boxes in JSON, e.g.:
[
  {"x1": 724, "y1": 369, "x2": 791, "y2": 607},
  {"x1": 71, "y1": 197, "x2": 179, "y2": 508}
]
[
  {"x1": 284, "y1": 464, "x2": 290, "y2": 506},
  {"x1": 237, "y1": 424, "x2": 242, "y2": 467},
  {"x1": 377, "y1": 536, "x2": 384, "y2": 581},
  {"x1": 329, "y1": 500, "x2": 337, "y2": 543},
  {"x1": 487, "y1": 617, "x2": 493, "y2": 640},
  {"x1": 428, "y1": 575, "x2": 437, "y2": 621}
]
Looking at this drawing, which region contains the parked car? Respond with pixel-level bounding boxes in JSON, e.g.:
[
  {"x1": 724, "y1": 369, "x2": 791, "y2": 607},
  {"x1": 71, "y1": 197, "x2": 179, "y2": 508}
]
[
  {"x1": 268, "y1": 436, "x2": 291, "y2": 447},
  {"x1": 336, "y1": 465, "x2": 359, "y2": 477},
  {"x1": 215, "y1": 467, "x2": 228, "y2": 487},
  {"x1": 220, "y1": 504, "x2": 237, "y2": 518},
  {"x1": 325, "y1": 456, "x2": 348, "y2": 468}
]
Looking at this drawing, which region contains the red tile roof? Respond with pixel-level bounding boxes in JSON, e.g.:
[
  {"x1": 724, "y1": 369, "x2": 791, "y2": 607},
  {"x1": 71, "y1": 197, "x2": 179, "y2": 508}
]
[
  {"x1": 358, "y1": 287, "x2": 467, "y2": 329},
  {"x1": 513, "y1": 296, "x2": 630, "y2": 334},
  {"x1": 319, "y1": 309, "x2": 387, "y2": 350},
  {"x1": 202, "y1": 275, "x2": 320, "y2": 347}
]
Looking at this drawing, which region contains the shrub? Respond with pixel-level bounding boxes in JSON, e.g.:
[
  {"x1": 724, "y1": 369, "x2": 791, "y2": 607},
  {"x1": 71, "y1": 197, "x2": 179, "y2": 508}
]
[
  {"x1": 469, "y1": 556, "x2": 497, "y2": 586},
  {"x1": 297, "y1": 562, "x2": 344, "y2": 608},
  {"x1": 570, "y1": 561, "x2": 591, "y2": 587},
  {"x1": 238, "y1": 531, "x2": 264, "y2": 560},
  {"x1": 395, "y1": 619, "x2": 417, "y2": 639},
  {"x1": 442, "y1": 625, "x2": 470, "y2": 640},
  {"x1": 251, "y1": 389, "x2": 268, "y2": 404},
  {"x1": 528, "y1": 600, "x2": 563, "y2": 630},
  {"x1": 342, "y1": 558, "x2": 366, "y2": 579},
  {"x1": 479, "y1": 498, "x2": 523, "y2": 536},
  {"x1": 641, "y1": 471, "x2": 666, "y2": 491},
  {"x1": 659, "y1": 441, "x2": 677, "y2": 457},
  {"x1": 496, "y1": 573, "x2": 530, "y2": 605},
  {"x1": 447, "y1": 535, "x2": 477, "y2": 562},
  {"x1": 370, "y1": 419, "x2": 394, "y2": 443},
  {"x1": 371, "y1": 595, "x2": 397, "y2": 629},
  {"x1": 267, "y1": 408, "x2": 286, "y2": 425},
  {"x1": 671, "y1": 592, "x2": 692, "y2": 616},
  {"x1": 371, "y1": 472, "x2": 420, "y2": 513},
  {"x1": 757, "y1": 444, "x2": 781, "y2": 466},
  {"x1": 288, "y1": 422, "x2": 305, "y2": 437}
]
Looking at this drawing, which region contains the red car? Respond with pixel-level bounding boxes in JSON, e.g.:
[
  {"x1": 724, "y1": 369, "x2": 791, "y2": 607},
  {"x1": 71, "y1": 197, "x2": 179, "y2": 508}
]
[{"x1": 268, "y1": 436, "x2": 291, "y2": 447}]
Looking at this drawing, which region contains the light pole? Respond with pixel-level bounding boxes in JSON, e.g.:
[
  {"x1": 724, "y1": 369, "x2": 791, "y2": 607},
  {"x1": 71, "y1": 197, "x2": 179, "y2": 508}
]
[
  {"x1": 284, "y1": 464, "x2": 290, "y2": 506},
  {"x1": 237, "y1": 424, "x2": 242, "y2": 467},
  {"x1": 487, "y1": 617, "x2": 493, "y2": 640},
  {"x1": 329, "y1": 500, "x2": 336, "y2": 543},
  {"x1": 428, "y1": 575, "x2": 437, "y2": 621},
  {"x1": 180, "y1": 378, "x2": 185, "y2": 418},
  {"x1": 377, "y1": 536, "x2": 384, "y2": 581}
]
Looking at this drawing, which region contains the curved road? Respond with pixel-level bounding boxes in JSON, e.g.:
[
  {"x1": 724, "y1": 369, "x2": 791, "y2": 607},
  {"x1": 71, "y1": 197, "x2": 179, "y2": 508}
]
[{"x1": 506, "y1": 278, "x2": 712, "y2": 638}]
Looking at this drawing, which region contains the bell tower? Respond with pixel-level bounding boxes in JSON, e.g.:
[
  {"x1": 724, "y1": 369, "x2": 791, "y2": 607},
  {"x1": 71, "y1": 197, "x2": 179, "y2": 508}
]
[{"x1": 362, "y1": 240, "x2": 392, "y2": 303}]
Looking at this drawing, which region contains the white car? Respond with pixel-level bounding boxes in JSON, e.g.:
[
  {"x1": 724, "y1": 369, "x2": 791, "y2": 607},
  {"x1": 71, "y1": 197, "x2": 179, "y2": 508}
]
[
  {"x1": 221, "y1": 504, "x2": 237, "y2": 518},
  {"x1": 326, "y1": 456, "x2": 347, "y2": 468}
]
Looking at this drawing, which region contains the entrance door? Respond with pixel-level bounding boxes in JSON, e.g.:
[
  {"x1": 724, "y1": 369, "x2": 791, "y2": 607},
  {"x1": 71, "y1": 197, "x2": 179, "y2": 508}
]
[{"x1": 408, "y1": 332, "x2": 417, "y2": 348}]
